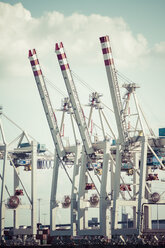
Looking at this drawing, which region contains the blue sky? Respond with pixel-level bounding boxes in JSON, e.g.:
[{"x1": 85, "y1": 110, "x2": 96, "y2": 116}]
[
  {"x1": 0, "y1": 0, "x2": 165, "y2": 226},
  {"x1": 1, "y1": 0, "x2": 165, "y2": 45}
]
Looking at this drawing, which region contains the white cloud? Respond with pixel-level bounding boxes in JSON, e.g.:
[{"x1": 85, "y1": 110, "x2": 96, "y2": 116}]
[
  {"x1": 153, "y1": 42, "x2": 165, "y2": 55},
  {"x1": 0, "y1": 2, "x2": 161, "y2": 79}
]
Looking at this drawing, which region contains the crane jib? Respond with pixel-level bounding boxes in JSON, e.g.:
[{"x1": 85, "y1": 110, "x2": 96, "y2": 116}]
[
  {"x1": 28, "y1": 49, "x2": 65, "y2": 158},
  {"x1": 55, "y1": 43, "x2": 93, "y2": 155}
]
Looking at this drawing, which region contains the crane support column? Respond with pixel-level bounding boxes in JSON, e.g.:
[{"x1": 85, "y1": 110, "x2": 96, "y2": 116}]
[
  {"x1": 112, "y1": 141, "x2": 122, "y2": 230},
  {"x1": 78, "y1": 149, "x2": 88, "y2": 232},
  {"x1": 31, "y1": 141, "x2": 37, "y2": 236},
  {"x1": 0, "y1": 145, "x2": 7, "y2": 241},
  {"x1": 71, "y1": 143, "x2": 81, "y2": 236},
  {"x1": 50, "y1": 150, "x2": 60, "y2": 235},
  {"x1": 100, "y1": 139, "x2": 111, "y2": 238},
  {"x1": 133, "y1": 152, "x2": 140, "y2": 229},
  {"x1": 137, "y1": 136, "x2": 148, "y2": 234}
]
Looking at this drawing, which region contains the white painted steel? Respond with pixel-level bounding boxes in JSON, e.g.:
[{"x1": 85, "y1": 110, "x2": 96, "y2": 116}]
[
  {"x1": 100, "y1": 36, "x2": 127, "y2": 146},
  {"x1": 31, "y1": 141, "x2": 37, "y2": 236},
  {"x1": 55, "y1": 44, "x2": 93, "y2": 155},
  {"x1": 29, "y1": 51, "x2": 65, "y2": 158}
]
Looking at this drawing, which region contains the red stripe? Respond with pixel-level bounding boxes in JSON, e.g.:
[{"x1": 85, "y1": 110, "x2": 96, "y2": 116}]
[
  {"x1": 33, "y1": 70, "x2": 42, "y2": 76},
  {"x1": 60, "y1": 42, "x2": 63, "y2": 48},
  {"x1": 104, "y1": 59, "x2": 114, "y2": 66},
  {"x1": 30, "y1": 59, "x2": 39, "y2": 66},
  {"x1": 102, "y1": 47, "x2": 111, "y2": 54},
  {"x1": 53, "y1": 112, "x2": 57, "y2": 121},
  {"x1": 55, "y1": 42, "x2": 64, "y2": 51},
  {"x1": 60, "y1": 64, "x2": 70, "y2": 71},
  {"x1": 55, "y1": 43, "x2": 60, "y2": 50},
  {"x1": 100, "y1": 36, "x2": 109, "y2": 43},
  {"x1": 57, "y1": 53, "x2": 66, "y2": 60},
  {"x1": 29, "y1": 50, "x2": 33, "y2": 57}
]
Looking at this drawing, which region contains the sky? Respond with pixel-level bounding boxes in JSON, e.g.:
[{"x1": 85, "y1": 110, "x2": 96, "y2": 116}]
[{"x1": 0, "y1": 0, "x2": 165, "y2": 226}]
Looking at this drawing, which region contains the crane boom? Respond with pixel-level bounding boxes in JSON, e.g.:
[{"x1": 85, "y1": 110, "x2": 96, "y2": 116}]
[
  {"x1": 28, "y1": 49, "x2": 65, "y2": 158},
  {"x1": 100, "y1": 36, "x2": 127, "y2": 145},
  {"x1": 55, "y1": 42, "x2": 93, "y2": 155}
]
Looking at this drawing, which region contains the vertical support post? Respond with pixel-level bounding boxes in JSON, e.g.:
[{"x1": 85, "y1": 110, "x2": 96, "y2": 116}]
[
  {"x1": 100, "y1": 139, "x2": 111, "y2": 238},
  {"x1": 78, "y1": 149, "x2": 88, "y2": 232},
  {"x1": 143, "y1": 205, "x2": 151, "y2": 230},
  {"x1": 50, "y1": 149, "x2": 60, "y2": 234},
  {"x1": 110, "y1": 158, "x2": 115, "y2": 233},
  {"x1": 38, "y1": 198, "x2": 42, "y2": 224},
  {"x1": 0, "y1": 145, "x2": 7, "y2": 241},
  {"x1": 137, "y1": 136, "x2": 148, "y2": 234},
  {"x1": 13, "y1": 167, "x2": 19, "y2": 229},
  {"x1": 71, "y1": 143, "x2": 81, "y2": 236},
  {"x1": 133, "y1": 152, "x2": 140, "y2": 228},
  {"x1": 144, "y1": 168, "x2": 152, "y2": 230},
  {"x1": 112, "y1": 141, "x2": 122, "y2": 230},
  {"x1": 110, "y1": 159, "x2": 115, "y2": 200},
  {"x1": 31, "y1": 141, "x2": 37, "y2": 236}
]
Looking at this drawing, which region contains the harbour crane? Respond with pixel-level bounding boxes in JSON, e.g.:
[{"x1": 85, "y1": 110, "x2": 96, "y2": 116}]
[
  {"x1": 100, "y1": 35, "x2": 149, "y2": 236},
  {"x1": 55, "y1": 42, "x2": 112, "y2": 238},
  {"x1": 100, "y1": 35, "x2": 165, "y2": 239},
  {"x1": 28, "y1": 49, "x2": 81, "y2": 236}
]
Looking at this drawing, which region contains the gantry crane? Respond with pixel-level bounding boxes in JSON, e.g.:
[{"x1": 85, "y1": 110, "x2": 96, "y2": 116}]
[
  {"x1": 0, "y1": 108, "x2": 39, "y2": 245},
  {"x1": 99, "y1": 35, "x2": 148, "y2": 236},
  {"x1": 100, "y1": 35, "x2": 165, "y2": 239},
  {"x1": 28, "y1": 50, "x2": 81, "y2": 237},
  {"x1": 55, "y1": 42, "x2": 112, "y2": 238}
]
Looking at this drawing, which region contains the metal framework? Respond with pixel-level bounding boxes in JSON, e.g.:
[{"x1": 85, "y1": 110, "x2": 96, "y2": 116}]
[
  {"x1": 55, "y1": 43, "x2": 114, "y2": 238},
  {"x1": 1, "y1": 34, "x2": 165, "y2": 246},
  {"x1": 0, "y1": 110, "x2": 38, "y2": 245},
  {"x1": 29, "y1": 50, "x2": 82, "y2": 237},
  {"x1": 100, "y1": 35, "x2": 165, "y2": 241}
]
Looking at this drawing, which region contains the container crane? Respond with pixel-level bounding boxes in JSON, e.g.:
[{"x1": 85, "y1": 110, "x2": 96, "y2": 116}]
[
  {"x1": 55, "y1": 42, "x2": 112, "y2": 238},
  {"x1": 28, "y1": 50, "x2": 81, "y2": 237},
  {"x1": 99, "y1": 36, "x2": 137, "y2": 236},
  {"x1": 100, "y1": 35, "x2": 165, "y2": 239}
]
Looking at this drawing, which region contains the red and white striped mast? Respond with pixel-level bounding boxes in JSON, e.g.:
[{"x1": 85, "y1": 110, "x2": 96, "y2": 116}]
[
  {"x1": 55, "y1": 42, "x2": 93, "y2": 155},
  {"x1": 100, "y1": 36, "x2": 127, "y2": 146},
  {"x1": 28, "y1": 49, "x2": 65, "y2": 158}
]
